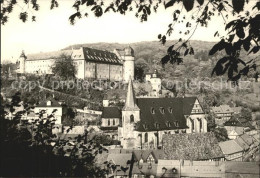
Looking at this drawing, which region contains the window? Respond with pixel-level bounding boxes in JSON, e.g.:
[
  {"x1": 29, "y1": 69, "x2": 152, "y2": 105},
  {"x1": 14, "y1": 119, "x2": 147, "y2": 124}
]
[
  {"x1": 108, "y1": 119, "x2": 110, "y2": 126},
  {"x1": 155, "y1": 123, "x2": 160, "y2": 129},
  {"x1": 190, "y1": 119, "x2": 194, "y2": 132},
  {"x1": 151, "y1": 108, "x2": 155, "y2": 114},
  {"x1": 113, "y1": 119, "x2": 115, "y2": 125},
  {"x1": 168, "y1": 107, "x2": 173, "y2": 113},
  {"x1": 130, "y1": 114, "x2": 134, "y2": 123},
  {"x1": 174, "y1": 121, "x2": 179, "y2": 127},
  {"x1": 145, "y1": 133, "x2": 148, "y2": 143},
  {"x1": 160, "y1": 107, "x2": 165, "y2": 114},
  {"x1": 167, "y1": 122, "x2": 171, "y2": 127},
  {"x1": 198, "y1": 118, "x2": 202, "y2": 131}
]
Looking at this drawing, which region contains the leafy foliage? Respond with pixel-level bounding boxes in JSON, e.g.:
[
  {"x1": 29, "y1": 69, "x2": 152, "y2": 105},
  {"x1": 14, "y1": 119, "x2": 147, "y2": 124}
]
[
  {"x1": 0, "y1": 92, "x2": 111, "y2": 176},
  {"x1": 52, "y1": 54, "x2": 77, "y2": 80}
]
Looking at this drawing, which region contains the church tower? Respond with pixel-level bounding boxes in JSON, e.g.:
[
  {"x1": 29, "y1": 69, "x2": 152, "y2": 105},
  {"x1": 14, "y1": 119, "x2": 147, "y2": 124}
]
[
  {"x1": 120, "y1": 77, "x2": 140, "y2": 148},
  {"x1": 123, "y1": 46, "x2": 135, "y2": 82},
  {"x1": 18, "y1": 50, "x2": 26, "y2": 74}
]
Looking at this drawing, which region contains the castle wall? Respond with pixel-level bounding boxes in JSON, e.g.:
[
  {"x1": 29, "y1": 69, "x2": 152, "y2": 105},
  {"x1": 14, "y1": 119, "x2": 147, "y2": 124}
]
[
  {"x1": 110, "y1": 65, "x2": 123, "y2": 81},
  {"x1": 74, "y1": 59, "x2": 85, "y2": 79},
  {"x1": 96, "y1": 63, "x2": 110, "y2": 80},
  {"x1": 85, "y1": 61, "x2": 96, "y2": 79},
  {"x1": 25, "y1": 59, "x2": 54, "y2": 74}
]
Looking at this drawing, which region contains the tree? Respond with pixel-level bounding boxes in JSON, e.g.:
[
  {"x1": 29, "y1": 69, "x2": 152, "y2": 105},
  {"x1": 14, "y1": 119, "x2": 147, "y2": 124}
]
[
  {"x1": 135, "y1": 58, "x2": 149, "y2": 82},
  {"x1": 52, "y1": 54, "x2": 77, "y2": 80},
  {"x1": 213, "y1": 127, "x2": 229, "y2": 142},
  {"x1": 0, "y1": 92, "x2": 111, "y2": 176},
  {"x1": 240, "y1": 107, "x2": 252, "y2": 121},
  {"x1": 1, "y1": 0, "x2": 259, "y2": 81}
]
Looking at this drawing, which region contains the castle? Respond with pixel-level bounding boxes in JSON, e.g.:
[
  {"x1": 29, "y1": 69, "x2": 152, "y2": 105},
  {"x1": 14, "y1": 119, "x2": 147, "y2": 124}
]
[
  {"x1": 101, "y1": 78, "x2": 208, "y2": 149},
  {"x1": 17, "y1": 46, "x2": 135, "y2": 81}
]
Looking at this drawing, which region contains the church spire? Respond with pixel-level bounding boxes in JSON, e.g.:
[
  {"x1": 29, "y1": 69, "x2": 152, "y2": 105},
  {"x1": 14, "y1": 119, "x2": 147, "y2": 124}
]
[{"x1": 123, "y1": 77, "x2": 139, "y2": 111}]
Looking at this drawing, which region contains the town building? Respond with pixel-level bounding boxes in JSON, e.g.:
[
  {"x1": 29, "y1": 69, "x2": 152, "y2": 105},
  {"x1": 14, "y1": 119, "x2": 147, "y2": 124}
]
[
  {"x1": 145, "y1": 70, "x2": 162, "y2": 97},
  {"x1": 219, "y1": 140, "x2": 244, "y2": 161},
  {"x1": 117, "y1": 78, "x2": 207, "y2": 149},
  {"x1": 100, "y1": 107, "x2": 121, "y2": 139},
  {"x1": 16, "y1": 46, "x2": 135, "y2": 82},
  {"x1": 211, "y1": 105, "x2": 234, "y2": 124}
]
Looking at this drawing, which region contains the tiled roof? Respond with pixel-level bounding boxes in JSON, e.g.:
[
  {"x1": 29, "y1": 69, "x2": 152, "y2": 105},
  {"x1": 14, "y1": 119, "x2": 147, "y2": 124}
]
[
  {"x1": 211, "y1": 105, "x2": 233, "y2": 114},
  {"x1": 240, "y1": 133, "x2": 254, "y2": 146},
  {"x1": 26, "y1": 50, "x2": 72, "y2": 60},
  {"x1": 162, "y1": 132, "x2": 224, "y2": 160},
  {"x1": 133, "y1": 150, "x2": 164, "y2": 163},
  {"x1": 224, "y1": 117, "x2": 254, "y2": 128},
  {"x1": 219, "y1": 140, "x2": 243, "y2": 155},
  {"x1": 107, "y1": 153, "x2": 132, "y2": 176},
  {"x1": 235, "y1": 137, "x2": 249, "y2": 150},
  {"x1": 81, "y1": 47, "x2": 122, "y2": 65},
  {"x1": 135, "y1": 97, "x2": 198, "y2": 132},
  {"x1": 102, "y1": 107, "x2": 121, "y2": 118}
]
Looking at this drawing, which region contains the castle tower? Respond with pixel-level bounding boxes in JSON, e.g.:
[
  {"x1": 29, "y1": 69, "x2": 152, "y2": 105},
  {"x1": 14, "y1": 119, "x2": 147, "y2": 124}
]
[
  {"x1": 121, "y1": 77, "x2": 140, "y2": 148},
  {"x1": 18, "y1": 50, "x2": 26, "y2": 74},
  {"x1": 123, "y1": 46, "x2": 135, "y2": 82}
]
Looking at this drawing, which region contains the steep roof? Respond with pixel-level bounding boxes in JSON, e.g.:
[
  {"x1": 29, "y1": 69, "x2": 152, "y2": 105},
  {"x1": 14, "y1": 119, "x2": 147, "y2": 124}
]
[
  {"x1": 123, "y1": 78, "x2": 139, "y2": 111},
  {"x1": 219, "y1": 140, "x2": 244, "y2": 155},
  {"x1": 133, "y1": 150, "x2": 164, "y2": 163},
  {"x1": 102, "y1": 107, "x2": 121, "y2": 118},
  {"x1": 162, "y1": 132, "x2": 224, "y2": 160},
  {"x1": 224, "y1": 117, "x2": 254, "y2": 128},
  {"x1": 107, "y1": 153, "x2": 132, "y2": 176},
  {"x1": 134, "y1": 97, "x2": 198, "y2": 132},
  {"x1": 80, "y1": 47, "x2": 122, "y2": 65}
]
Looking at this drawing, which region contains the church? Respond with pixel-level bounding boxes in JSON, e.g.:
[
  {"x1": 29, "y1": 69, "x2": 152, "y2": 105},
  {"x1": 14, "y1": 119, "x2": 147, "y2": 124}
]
[
  {"x1": 16, "y1": 46, "x2": 135, "y2": 81},
  {"x1": 101, "y1": 79, "x2": 208, "y2": 149}
]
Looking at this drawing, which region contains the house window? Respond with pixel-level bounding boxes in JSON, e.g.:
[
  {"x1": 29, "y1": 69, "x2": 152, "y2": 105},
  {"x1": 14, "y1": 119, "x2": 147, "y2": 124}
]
[
  {"x1": 167, "y1": 122, "x2": 171, "y2": 127},
  {"x1": 168, "y1": 107, "x2": 173, "y2": 113},
  {"x1": 145, "y1": 133, "x2": 148, "y2": 143},
  {"x1": 174, "y1": 121, "x2": 179, "y2": 127},
  {"x1": 130, "y1": 114, "x2": 134, "y2": 123},
  {"x1": 108, "y1": 119, "x2": 110, "y2": 126}
]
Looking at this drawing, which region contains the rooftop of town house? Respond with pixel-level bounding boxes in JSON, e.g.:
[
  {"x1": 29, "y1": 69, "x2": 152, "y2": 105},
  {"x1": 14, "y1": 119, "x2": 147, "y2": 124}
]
[
  {"x1": 219, "y1": 140, "x2": 244, "y2": 155},
  {"x1": 101, "y1": 107, "x2": 121, "y2": 118},
  {"x1": 162, "y1": 132, "x2": 224, "y2": 160}
]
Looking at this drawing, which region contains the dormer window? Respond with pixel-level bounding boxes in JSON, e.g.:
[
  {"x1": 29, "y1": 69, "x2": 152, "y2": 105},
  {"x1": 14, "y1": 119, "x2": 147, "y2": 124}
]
[
  {"x1": 160, "y1": 107, "x2": 165, "y2": 114},
  {"x1": 166, "y1": 122, "x2": 171, "y2": 127},
  {"x1": 143, "y1": 124, "x2": 148, "y2": 130},
  {"x1": 155, "y1": 123, "x2": 160, "y2": 129},
  {"x1": 174, "y1": 121, "x2": 179, "y2": 127},
  {"x1": 151, "y1": 108, "x2": 155, "y2": 114},
  {"x1": 168, "y1": 107, "x2": 173, "y2": 113}
]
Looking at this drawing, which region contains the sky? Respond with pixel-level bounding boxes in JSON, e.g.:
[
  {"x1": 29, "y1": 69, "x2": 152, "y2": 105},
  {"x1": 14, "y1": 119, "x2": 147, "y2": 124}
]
[{"x1": 1, "y1": 0, "x2": 228, "y2": 63}]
